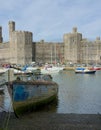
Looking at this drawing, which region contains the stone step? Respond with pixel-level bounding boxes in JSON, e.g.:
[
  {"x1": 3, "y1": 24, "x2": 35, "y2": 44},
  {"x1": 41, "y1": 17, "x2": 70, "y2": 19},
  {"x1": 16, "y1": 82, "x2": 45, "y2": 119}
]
[{"x1": 0, "y1": 112, "x2": 101, "y2": 130}]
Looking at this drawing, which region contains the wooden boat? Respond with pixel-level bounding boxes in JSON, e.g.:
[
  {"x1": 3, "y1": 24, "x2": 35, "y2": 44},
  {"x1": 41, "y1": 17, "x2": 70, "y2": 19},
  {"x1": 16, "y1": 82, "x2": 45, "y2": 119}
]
[
  {"x1": 7, "y1": 74, "x2": 58, "y2": 117},
  {"x1": 75, "y1": 67, "x2": 96, "y2": 74}
]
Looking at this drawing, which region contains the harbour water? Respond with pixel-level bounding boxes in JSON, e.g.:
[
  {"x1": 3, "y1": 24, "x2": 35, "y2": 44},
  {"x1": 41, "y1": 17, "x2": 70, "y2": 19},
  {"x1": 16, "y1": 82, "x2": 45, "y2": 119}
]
[
  {"x1": 0, "y1": 70, "x2": 101, "y2": 114},
  {"x1": 52, "y1": 70, "x2": 101, "y2": 114}
]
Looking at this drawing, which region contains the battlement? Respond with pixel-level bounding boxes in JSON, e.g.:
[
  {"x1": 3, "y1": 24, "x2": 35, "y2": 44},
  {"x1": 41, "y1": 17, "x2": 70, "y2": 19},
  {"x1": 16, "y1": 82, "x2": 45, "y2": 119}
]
[
  {"x1": 9, "y1": 21, "x2": 33, "y2": 45},
  {"x1": 13, "y1": 30, "x2": 32, "y2": 35},
  {"x1": 0, "y1": 20, "x2": 101, "y2": 65},
  {"x1": 11, "y1": 31, "x2": 33, "y2": 43},
  {"x1": 8, "y1": 21, "x2": 32, "y2": 35}
]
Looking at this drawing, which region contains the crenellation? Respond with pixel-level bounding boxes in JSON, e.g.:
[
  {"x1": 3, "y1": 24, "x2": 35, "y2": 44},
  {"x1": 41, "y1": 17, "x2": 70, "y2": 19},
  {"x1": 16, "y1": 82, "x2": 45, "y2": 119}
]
[{"x1": 0, "y1": 21, "x2": 101, "y2": 65}]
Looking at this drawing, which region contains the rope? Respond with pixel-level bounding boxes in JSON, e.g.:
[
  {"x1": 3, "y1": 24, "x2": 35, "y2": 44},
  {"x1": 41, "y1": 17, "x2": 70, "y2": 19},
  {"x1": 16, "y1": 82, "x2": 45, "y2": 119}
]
[{"x1": 2, "y1": 85, "x2": 13, "y2": 130}]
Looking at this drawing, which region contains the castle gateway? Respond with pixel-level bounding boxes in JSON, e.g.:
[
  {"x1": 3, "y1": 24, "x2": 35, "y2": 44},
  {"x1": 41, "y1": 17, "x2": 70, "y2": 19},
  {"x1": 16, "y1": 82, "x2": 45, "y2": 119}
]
[{"x1": 0, "y1": 21, "x2": 101, "y2": 65}]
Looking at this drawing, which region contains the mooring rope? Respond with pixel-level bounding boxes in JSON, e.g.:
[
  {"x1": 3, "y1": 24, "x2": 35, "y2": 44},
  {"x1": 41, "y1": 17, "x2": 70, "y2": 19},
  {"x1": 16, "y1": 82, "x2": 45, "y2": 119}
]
[{"x1": 2, "y1": 84, "x2": 13, "y2": 130}]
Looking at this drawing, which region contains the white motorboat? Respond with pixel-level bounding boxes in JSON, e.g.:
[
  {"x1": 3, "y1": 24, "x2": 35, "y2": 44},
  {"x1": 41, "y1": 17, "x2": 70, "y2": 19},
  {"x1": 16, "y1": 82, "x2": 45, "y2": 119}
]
[
  {"x1": 75, "y1": 67, "x2": 96, "y2": 74},
  {"x1": 41, "y1": 65, "x2": 60, "y2": 74}
]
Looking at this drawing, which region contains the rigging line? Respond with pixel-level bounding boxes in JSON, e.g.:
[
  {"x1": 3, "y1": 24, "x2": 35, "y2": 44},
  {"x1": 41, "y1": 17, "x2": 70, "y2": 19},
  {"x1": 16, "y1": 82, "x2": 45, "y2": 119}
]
[{"x1": 2, "y1": 84, "x2": 13, "y2": 130}]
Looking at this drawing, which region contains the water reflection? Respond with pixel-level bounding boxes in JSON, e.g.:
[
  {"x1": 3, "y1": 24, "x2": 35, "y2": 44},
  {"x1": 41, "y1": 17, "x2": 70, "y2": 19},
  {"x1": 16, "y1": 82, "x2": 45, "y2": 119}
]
[{"x1": 1, "y1": 70, "x2": 101, "y2": 114}]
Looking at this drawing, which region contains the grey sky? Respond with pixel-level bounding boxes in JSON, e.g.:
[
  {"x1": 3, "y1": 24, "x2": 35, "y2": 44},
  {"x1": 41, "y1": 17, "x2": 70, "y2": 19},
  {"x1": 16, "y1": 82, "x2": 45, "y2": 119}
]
[{"x1": 1, "y1": 0, "x2": 101, "y2": 42}]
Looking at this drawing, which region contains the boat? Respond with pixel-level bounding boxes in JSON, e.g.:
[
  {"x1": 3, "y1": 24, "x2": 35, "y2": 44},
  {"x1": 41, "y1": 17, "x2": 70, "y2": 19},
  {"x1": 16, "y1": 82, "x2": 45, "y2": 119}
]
[
  {"x1": 0, "y1": 68, "x2": 8, "y2": 74},
  {"x1": 10, "y1": 64, "x2": 36, "y2": 75},
  {"x1": 91, "y1": 65, "x2": 101, "y2": 70},
  {"x1": 13, "y1": 68, "x2": 34, "y2": 75},
  {"x1": 7, "y1": 74, "x2": 58, "y2": 117},
  {"x1": 75, "y1": 67, "x2": 96, "y2": 74},
  {"x1": 40, "y1": 44, "x2": 63, "y2": 74},
  {"x1": 21, "y1": 65, "x2": 39, "y2": 72},
  {"x1": 41, "y1": 65, "x2": 60, "y2": 74},
  {"x1": 13, "y1": 69, "x2": 25, "y2": 75}
]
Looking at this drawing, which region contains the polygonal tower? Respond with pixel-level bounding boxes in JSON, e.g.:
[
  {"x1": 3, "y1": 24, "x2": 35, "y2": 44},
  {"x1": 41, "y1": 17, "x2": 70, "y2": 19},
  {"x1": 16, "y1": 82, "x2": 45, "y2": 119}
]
[
  {"x1": 8, "y1": 21, "x2": 33, "y2": 65},
  {"x1": 63, "y1": 27, "x2": 82, "y2": 64}
]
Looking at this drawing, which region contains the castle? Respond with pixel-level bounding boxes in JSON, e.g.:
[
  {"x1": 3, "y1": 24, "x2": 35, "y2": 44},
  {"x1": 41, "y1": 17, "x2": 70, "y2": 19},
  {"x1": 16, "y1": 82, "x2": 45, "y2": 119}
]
[{"x1": 0, "y1": 21, "x2": 101, "y2": 65}]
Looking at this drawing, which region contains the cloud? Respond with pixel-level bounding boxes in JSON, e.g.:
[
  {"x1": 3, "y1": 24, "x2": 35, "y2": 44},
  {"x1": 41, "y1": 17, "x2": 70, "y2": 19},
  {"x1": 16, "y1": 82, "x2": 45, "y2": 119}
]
[{"x1": 1, "y1": 0, "x2": 101, "y2": 42}]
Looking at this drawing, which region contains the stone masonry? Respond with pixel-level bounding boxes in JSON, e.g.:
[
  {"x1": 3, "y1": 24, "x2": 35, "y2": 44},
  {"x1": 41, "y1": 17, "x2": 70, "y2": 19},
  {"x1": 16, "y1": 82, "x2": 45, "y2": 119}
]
[{"x1": 0, "y1": 21, "x2": 101, "y2": 65}]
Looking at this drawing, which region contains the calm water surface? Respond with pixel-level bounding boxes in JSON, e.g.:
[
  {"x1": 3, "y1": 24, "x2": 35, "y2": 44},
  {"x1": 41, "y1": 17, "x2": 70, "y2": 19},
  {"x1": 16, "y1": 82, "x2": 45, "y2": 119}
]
[
  {"x1": 0, "y1": 70, "x2": 101, "y2": 114},
  {"x1": 52, "y1": 70, "x2": 101, "y2": 114}
]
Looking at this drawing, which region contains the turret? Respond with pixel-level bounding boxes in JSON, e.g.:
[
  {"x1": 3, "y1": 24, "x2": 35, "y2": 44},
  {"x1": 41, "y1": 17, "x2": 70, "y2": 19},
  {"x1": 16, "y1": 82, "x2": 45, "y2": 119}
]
[
  {"x1": 9, "y1": 21, "x2": 15, "y2": 41},
  {"x1": 9, "y1": 21, "x2": 15, "y2": 34},
  {"x1": 72, "y1": 27, "x2": 77, "y2": 33},
  {"x1": 0, "y1": 26, "x2": 3, "y2": 43},
  {"x1": 96, "y1": 37, "x2": 100, "y2": 41}
]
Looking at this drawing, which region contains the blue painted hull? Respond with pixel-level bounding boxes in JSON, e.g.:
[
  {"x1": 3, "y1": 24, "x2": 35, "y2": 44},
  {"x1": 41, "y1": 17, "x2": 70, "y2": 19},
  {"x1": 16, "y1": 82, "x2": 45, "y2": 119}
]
[
  {"x1": 9, "y1": 80, "x2": 58, "y2": 116},
  {"x1": 75, "y1": 67, "x2": 96, "y2": 74},
  {"x1": 75, "y1": 70, "x2": 96, "y2": 74}
]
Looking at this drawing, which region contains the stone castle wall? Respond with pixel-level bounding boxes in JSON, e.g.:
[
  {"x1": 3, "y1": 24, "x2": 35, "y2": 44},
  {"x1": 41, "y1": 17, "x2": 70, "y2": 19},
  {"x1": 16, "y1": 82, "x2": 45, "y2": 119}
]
[
  {"x1": 64, "y1": 28, "x2": 101, "y2": 64},
  {"x1": 9, "y1": 30, "x2": 33, "y2": 64},
  {"x1": 0, "y1": 21, "x2": 101, "y2": 65},
  {"x1": 0, "y1": 42, "x2": 10, "y2": 63},
  {"x1": 63, "y1": 27, "x2": 82, "y2": 63},
  {"x1": 33, "y1": 40, "x2": 64, "y2": 64},
  {"x1": 81, "y1": 38, "x2": 101, "y2": 64},
  {"x1": 0, "y1": 21, "x2": 33, "y2": 65}
]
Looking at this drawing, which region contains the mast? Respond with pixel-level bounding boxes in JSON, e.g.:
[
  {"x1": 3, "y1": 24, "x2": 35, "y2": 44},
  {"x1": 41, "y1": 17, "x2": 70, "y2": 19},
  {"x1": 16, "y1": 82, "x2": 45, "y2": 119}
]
[
  {"x1": 54, "y1": 43, "x2": 56, "y2": 65},
  {"x1": 86, "y1": 43, "x2": 88, "y2": 66},
  {"x1": 51, "y1": 44, "x2": 52, "y2": 64}
]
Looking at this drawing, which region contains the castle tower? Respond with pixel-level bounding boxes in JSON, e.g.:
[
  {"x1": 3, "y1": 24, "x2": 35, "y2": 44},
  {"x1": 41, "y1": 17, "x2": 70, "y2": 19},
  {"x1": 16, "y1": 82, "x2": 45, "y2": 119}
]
[
  {"x1": 9, "y1": 21, "x2": 15, "y2": 41},
  {"x1": 8, "y1": 21, "x2": 33, "y2": 65},
  {"x1": 0, "y1": 26, "x2": 3, "y2": 43},
  {"x1": 72, "y1": 27, "x2": 77, "y2": 33},
  {"x1": 63, "y1": 27, "x2": 82, "y2": 63},
  {"x1": 9, "y1": 21, "x2": 15, "y2": 32},
  {"x1": 96, "y1": 37, "x2": 100, "y2": 41}
]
